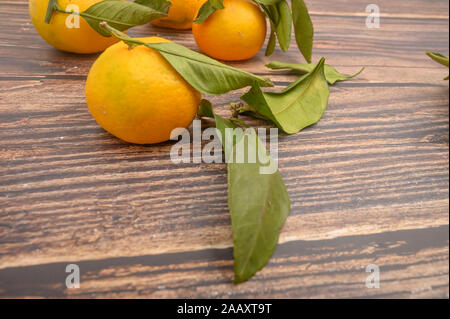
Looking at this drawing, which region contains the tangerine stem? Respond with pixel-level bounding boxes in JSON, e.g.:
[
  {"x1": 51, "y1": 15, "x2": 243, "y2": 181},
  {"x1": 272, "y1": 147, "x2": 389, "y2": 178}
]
[{"x1": 99, "y1": 22, "x2": 143, "y2": 50}]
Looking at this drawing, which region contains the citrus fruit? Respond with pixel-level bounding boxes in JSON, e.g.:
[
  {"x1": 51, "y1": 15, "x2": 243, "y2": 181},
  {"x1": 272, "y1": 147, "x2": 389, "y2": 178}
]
[
  {"x1": 85, "y1": 37, "x2": 202, "y2": 145},
  {"x1": 29, "y1": 0, "x2": 120, "y2": 54},
  {"x1": 192, "y1": 0, "x2": 267, "y2": 61},
  {"x1": 152, "y1": 0, "x2": 206, "y2": 30}
]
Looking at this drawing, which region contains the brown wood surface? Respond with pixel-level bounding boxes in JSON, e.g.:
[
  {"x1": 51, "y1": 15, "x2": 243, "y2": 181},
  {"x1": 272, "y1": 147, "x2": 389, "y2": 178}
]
[{"x1": 0, "y1": 0, "x2": 449, "y2": 299}]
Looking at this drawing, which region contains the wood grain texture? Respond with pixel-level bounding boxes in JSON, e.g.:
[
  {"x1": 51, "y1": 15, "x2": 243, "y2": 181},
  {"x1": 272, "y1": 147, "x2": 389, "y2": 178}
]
[{"x1": 0, "y1": 0, "x2": 448, "y2": 298}]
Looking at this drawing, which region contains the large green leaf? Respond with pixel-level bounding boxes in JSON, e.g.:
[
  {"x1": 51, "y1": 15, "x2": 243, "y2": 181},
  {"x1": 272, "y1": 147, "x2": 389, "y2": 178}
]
[
  {"x1": 198, "y1": 100, "x2": 291, "y2": 284},
  {"x1": 145, "y1": 42, "x2": 273, "y2": 95},
  {"x1": 81, "y1": 0, "x2": 168, "y2": 37},
  {"x1": 242, "y1": 58, "x2": 329, "y2": 134},
  {"x1": 266, "y1": 61, "x2": 364, "y2": 85},
  {"x1": 134, "y1": 0, "x2": 172, "y2": 12},
  {"x1": 98, "y1": 23, "x2": 273, "y2": 95}
]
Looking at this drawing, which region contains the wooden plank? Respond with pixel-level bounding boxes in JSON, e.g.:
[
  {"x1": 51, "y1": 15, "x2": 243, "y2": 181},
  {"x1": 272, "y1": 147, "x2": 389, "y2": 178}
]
[
  {"x1": 0, "y1": 0, "x2": 448, "y2": 298},
  {"x1": 0, "y1": 226, "x2": 447, "y2": 298}
]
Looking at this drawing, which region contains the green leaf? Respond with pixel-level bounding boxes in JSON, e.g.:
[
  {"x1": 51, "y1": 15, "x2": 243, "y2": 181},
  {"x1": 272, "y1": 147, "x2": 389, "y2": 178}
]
[
  {"x1": 259, "y1": 2, "x2": 279, "y2": 23},
  {"x1": 291, "y1": 0, "x2": 314, "y2": 63},
  {"x1": 80, "y1": 0, "x2": 169, "y2": 37},
  {"x1": 265, "y1": 23, "x2": 277, "y2": 56},
  {"x1": 135, "y1": 0, "x2": 172, "y2": 12},
  {"x1": 274, "y1": 0, "x2": 292, "y2": 52},
  {"x1": 266, "y1": 61, "x2": 365, "y2": 85},
  {"x1": 98, "y1": 23, "x2": 273, "y2": 95},
  {"x1": 253, "y1": 0, "x2": 283, "y2": 6},
  {"x1": 44, "y1": 0, "x2": 57, "y2": 24},
  {"x1": 426, "y1": 51, "x2": 449, "y2": 80},
  {"x1": 198, "y1": 99, "x2": 291, "y2": 284},
  {"x1": 194, "y1": 0, "x2": 224, "y2": 24},
  {"x1": 145, "y1": 42, "x2": 273, "y2": 95},
  {"x1": 242, "y1": 58, "x2": 329, "y2": 134},
  {"x1": 426, "y1": 51, "x2": 449, "y2": 67},
  {"x1": 255, "y1": 1, "x2": 292, "y2": 55}
]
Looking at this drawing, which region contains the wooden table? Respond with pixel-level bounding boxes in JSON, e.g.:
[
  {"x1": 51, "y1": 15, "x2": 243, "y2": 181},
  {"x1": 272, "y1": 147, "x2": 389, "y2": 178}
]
[{"x1": 0, "y1": 0, "x2": 448, "y2": 299}]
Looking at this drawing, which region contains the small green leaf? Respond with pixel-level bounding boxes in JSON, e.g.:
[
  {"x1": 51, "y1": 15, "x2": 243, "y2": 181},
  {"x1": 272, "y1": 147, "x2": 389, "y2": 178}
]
[
  {"x1": 197, "y1": 99, "x2": 216, "y2": 118},
  {"x1": 274, "y1": 0, "x2": 292, "y2": 52},
  {"x1": 259, "y1": 2, "x2": 279, "y2": 23},
  {"x1": 265, "y1": 23, "x2": 277, "y2": 56},
  {"x1": 266, "y1": 61, "x2": 364, "y2": 85},
  {"x1": 426, "y1": 51, "x2": 449, "y2": 80},
  {"x1": 253, "y1": 0, "x2": 283, "y2": 6},
  {"x1": 255, "y1": 1, "x2": 292, "y2": 55},
  {"x1": 426, "y1": 51, "x2": 450, "y2": 67},
  {"x1": 258, "y1": 3, "x2": 280, "y2": 56},
  {"x1": 194, "y1": 0, "x2": 224, "y2": 24},
  {"x1": 198, "y1": 99, "x2": 291, "y2": 284},
  {"x1": 242, "y1": 58, "x2": 329, "y2": 134},
  {"x1": 81, "y1": 0, "x2": 168, "y2": 37},
  {"x1": 44, "y1": 0, "x2": 57, "y2": 24},
  {"x1": 291, "y1": 0, "x2": 314, "y2": 63}
]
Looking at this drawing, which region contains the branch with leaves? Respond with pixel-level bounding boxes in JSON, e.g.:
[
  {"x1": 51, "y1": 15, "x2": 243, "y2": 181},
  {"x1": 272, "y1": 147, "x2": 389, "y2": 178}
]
[{"x1": 45, "y1": 0, "x2": 172, "y2": 36}]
